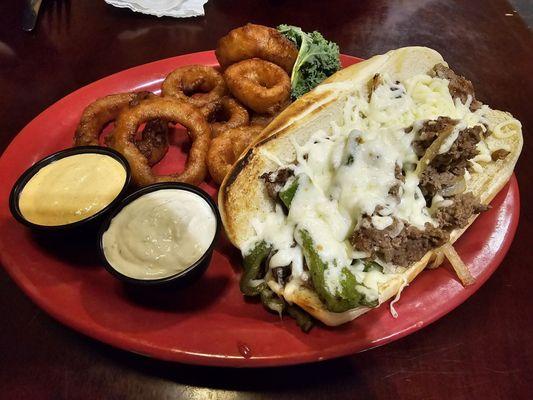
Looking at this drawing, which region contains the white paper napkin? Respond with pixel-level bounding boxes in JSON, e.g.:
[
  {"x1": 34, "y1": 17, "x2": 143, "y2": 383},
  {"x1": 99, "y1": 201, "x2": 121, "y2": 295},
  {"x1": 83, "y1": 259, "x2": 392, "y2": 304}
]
[{"x1": 105, "y1": 0, "x2": 209, "y2": 18}]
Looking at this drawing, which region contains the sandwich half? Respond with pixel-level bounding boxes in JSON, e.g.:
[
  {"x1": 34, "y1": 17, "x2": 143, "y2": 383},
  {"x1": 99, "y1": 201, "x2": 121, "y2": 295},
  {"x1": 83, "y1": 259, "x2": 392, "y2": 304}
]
[{"x1": 219, "y1": 47, "x2": 523, "y2": 327}]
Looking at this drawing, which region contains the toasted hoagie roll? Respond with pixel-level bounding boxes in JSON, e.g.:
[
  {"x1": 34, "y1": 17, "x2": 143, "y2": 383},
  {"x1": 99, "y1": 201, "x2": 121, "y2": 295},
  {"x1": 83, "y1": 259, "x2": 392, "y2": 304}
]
[{"x1": 219, "y1": 47, "x2": 522, "y2": 327}]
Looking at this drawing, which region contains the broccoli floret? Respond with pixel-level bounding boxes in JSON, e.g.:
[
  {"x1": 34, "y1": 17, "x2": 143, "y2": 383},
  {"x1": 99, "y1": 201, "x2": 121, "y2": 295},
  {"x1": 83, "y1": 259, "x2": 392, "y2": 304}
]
[{"x1": 278, "y1": 24, "x2": 341, "y2": 99}]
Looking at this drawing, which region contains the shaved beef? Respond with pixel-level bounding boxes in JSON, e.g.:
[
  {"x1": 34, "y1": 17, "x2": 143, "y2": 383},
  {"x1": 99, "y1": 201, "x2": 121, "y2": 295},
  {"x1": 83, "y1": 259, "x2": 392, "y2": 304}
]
[
  {"x1": 347, "y1": 65, "x2": 489, "y2": 268},
  {"x1": 388, "y1": 184, "x2": 401, "y2": 198},
  {"x1": 431, "y1": 126, "x2": 482, "y2": 174},
  {"x1": 260, "y1": 168, "x2": 294, "y2": 201},
  {"x1": 420, "y1": 126, "x2": 483, "y2": 198},
  {"x1": 435, "y1": 192, "x2": 488, "y2": 230},
  {"x1": 388, "y1": 164, "x2": 405, "y2": 198},
  {"x1": 431, "y1": 64, "x2": 482, "y2": 111},
  {"x1": 395, "y1": 164, "x2": 405, "y2": 182},
  {"x1": 350, "y1": 217, "x2": 449, "y2": 267},
  {"x1": 420, "y1": 167, "x2": 458, "y2": 199},
  {"x1": 350, "y1": 192, "x2": 487, "y2": 267}
]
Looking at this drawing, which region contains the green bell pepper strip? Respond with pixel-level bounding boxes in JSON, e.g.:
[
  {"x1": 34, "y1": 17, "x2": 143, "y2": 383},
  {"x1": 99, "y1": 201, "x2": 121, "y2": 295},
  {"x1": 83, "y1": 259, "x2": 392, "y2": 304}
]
[
  {"x1": 299, "y1": 229, "x2": 378, "y2": 312},
  {"x1": 240, "y1": 240, "x2": 315, "y2": 331},
  {"x1": 239, "y1": 241, "x2": 287, "y2": 314},
  {"x1": 240, "y1": 241, "x2": 272, "y2": 296},
  {"x1": 279, "y1": 178, "x2": 299, "y2": 209},
  {"x1": 258, "y1": 283, "x2": 285, "y2": 315},
  {"x1": 363, "y1": 260, "x2": 383, "y2": 273},
  {"x1": 286, "y1": 304, "x2": 314, "y2": 332},
  {"x1": 258, "y1": 282, "x2": 314, "y2": 331}
]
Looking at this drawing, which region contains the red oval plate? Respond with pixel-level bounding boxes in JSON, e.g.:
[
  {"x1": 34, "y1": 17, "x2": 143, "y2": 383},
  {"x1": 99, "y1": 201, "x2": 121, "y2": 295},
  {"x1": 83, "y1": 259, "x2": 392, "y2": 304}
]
[{"x1": 0, "y1": 51, "x2": 520, "y2": 367}]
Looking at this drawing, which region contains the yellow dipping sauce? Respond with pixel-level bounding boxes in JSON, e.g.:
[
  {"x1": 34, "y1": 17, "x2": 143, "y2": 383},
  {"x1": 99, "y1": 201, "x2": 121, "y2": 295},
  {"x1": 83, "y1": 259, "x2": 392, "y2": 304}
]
[{"x1": 18, "y1": 153, "x2": 126, "y2": 226}]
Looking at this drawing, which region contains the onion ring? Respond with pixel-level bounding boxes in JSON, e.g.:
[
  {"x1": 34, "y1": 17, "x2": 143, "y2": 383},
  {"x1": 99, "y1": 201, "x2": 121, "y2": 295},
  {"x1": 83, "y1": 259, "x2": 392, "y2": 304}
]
[
  {"x1": 216, "y1": 23, "x2": 298, "y2": 74},
  {"x1": 161, "y1": 65, "x2": 227, "y2": 108},
  {"x1": 201, "y1": 96, "x2": 249, "y2": 137},
  {"x1": 207, "y1": 125, "x2": 263, "y2": 185},
  {"x1": 109, "y1": 97, "x2": 211, "y2": 186},
  {"x1": 73, "y1": 92, "x2": 169, "y2": 166},
  {"x1": 224, "y1": 59, "x2": 291, "y2": 115}
]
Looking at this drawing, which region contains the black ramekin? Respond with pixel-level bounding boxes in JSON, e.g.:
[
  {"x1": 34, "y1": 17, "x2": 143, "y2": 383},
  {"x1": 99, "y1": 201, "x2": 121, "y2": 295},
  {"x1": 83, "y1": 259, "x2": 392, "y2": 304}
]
[
  {"x1": 9, "y1": 146, "x2": 131, "y2": 232},
  {"x1": 98, "y1": 182, "x2": 221, "y2": 288}
]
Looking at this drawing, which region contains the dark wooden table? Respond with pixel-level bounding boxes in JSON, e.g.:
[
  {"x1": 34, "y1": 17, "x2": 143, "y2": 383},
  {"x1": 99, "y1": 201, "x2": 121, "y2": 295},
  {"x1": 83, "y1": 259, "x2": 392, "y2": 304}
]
[{"x1": 1, "y1": 1, "x2": 532, "y2": 399}]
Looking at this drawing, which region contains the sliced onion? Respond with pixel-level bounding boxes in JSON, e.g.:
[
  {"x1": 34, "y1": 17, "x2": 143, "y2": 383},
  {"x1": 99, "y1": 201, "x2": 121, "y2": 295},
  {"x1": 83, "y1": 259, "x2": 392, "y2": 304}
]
[
  {"x1": 415, "y1": 125, "x2": 455, "y2": 177},
  {"x1": 428, "y1": 250, "x2": 445, "y2": 269},
  {"x1": 442, "y1": 243, "x2": 475, "y2": 286},
  {"x1": 440, "y1": 178, "x2": 466, "y2": 197},
  {"x1": 389, "y1": 219, "x2": 404, "y2": 238}
]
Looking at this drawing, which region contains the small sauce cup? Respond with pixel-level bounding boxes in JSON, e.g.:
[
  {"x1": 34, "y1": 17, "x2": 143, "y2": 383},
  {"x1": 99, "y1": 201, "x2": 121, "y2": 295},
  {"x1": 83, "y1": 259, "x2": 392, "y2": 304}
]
[
  {"x1": 10, "y1": 146, "x2": 131, "y2": 233},
  {"x1": 98, "y1": 182, "x2": 221, "y2": 288}
]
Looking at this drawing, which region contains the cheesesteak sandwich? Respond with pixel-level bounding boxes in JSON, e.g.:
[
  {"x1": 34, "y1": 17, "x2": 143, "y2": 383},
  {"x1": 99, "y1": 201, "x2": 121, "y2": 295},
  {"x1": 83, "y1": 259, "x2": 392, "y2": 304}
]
[{"x1": 219, "y1": 47, "x2": 523, "y2": 330}]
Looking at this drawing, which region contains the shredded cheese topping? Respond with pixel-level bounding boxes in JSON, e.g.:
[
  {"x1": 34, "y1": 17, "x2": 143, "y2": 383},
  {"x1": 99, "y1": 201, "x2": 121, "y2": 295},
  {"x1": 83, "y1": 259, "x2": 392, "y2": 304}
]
[{"x1": 242, "y1": 70, "x2": 508, "y2": 311}]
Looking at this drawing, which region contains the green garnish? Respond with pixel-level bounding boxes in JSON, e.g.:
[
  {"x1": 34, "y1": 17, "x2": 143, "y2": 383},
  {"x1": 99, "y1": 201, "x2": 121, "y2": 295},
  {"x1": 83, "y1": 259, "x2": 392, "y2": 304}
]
[{"x1": 278, "y1": 24, "x2": 341, "y2": 99}]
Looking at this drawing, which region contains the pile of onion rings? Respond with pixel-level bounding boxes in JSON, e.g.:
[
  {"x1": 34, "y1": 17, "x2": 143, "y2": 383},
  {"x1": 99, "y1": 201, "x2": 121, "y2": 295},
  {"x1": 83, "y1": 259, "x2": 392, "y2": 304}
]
[{"x1": 71, "y1": 23, "x2": 297, "y2": 187}]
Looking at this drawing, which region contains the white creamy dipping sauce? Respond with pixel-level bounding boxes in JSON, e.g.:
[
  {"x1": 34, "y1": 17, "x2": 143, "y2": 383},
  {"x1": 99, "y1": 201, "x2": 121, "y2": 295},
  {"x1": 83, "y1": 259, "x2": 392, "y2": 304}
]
[{"x1": 102, "y1": 189, "x2": 217, "y2": 280}]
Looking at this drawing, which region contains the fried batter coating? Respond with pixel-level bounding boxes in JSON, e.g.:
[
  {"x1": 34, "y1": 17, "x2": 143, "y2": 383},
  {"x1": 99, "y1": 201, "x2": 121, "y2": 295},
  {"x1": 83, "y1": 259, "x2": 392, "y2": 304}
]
[
  {"x1": 207, "y1": 125, "x2": 263, "y2": 185},
  {"x1": 224, "y1": 59, "x2": 291, "y2": 115},
  {"x1": 216, "y1": 23, "x2": 298, "y2": 74},
  {"x1": 161, "y1": 65, "x2": 227, "y2": 108},
  {"x1": 201, "y1": 96, "x2": 249, "y2": 137}
]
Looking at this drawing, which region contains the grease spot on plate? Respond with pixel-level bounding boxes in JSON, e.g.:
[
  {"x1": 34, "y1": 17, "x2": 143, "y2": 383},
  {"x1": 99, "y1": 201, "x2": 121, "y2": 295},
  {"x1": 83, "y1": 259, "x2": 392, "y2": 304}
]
[{"x1": 237, "y1": 341, "x2": 252, "y2": 358}]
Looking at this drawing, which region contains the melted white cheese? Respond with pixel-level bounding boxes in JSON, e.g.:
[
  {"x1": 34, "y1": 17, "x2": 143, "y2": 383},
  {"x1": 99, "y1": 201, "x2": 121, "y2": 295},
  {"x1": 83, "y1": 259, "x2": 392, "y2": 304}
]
[{"x1": 244, "y1": 71, "x2": 496, "y2": 307}]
